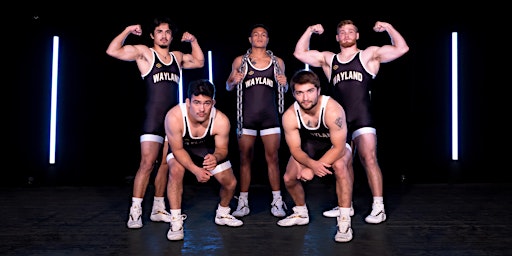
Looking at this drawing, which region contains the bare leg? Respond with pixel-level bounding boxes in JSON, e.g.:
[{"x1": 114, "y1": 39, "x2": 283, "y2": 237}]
[
  {"x1": 167, "y1": 158, "x2": 185, "y2": 210},
  {"x1": 282, "y1": 157, "x2": 306, "y2": 206},
  {"x1": 237, "y1": 134, "x2": 257, "y2": 193},
  {"x1": 214, "y1": 169, "x2": 238, "y2": 207},
  {"x1": 133, "y1": 141, "x2": 161, "y2": 198},
  {"x1": 261, "y1": 133, "x2": 281, "y2": 191},
  {"x1": 154, "y1": 143, "x2": 169, "y2": 198},
  {"x1": 354, "y1": 133, "x2": 383, "y2": 198}
]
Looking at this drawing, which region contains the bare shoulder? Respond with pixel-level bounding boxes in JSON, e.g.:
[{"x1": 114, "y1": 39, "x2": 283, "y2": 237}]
[
  {"x1": 211, "y1": 108, "x2": 230, "y2": 135},
  {"x1": 283, "y1": 104, "x2": 295, "y2": 117},
  {"x1": 135, "y1": 44, "x2": 151, "y2": 54},
  {"x1": 214, "y1": 108, "x2": 227, "y2": 118},
  {"x1": 166, "y1": 104, "x2": 182, "y2": 120},
  {"x1": 322, "y1": 51, "x2": 336, "y2": 59},
  {"x1": 360, "y1": 46, "x2": 380, "y2": 59},
  {"x1": 171, "y1": 50, "x2": 184, "y2": 62},
  {"x1": 326, "y1": 96, "x2": 341, "y2": 108},
  {"x1": 326, "y1": 97, "x2": 345, "y2": 117},
  {"x1": 214, "y1": 109, "x2": 230, "y2": 125},
  {"x1": 165, "y1": 105, "x2": 184, "y2": 134},
  {"x1": 233, "y1": 55, "x2": 244, "y2": 65},
  {"x1": 276, "y1": 56, "x2": 286, "y2": 68},
  {"x1": 282, "y1": 106, "x2": 296, "y2": 128}
]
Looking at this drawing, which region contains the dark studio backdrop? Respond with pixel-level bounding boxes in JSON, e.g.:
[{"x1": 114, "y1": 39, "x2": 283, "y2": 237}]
[{"x1": 8, "y1": 6, "x2": 499, "y2": 186}]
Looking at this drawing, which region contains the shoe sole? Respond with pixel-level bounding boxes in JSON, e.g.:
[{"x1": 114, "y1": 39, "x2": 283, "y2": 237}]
[
  {"x1": 272, "y1": 212, "x2": 286, "y2": 217},
  {"x1": 167, "y1": 233, "x2": 184, "y2": 241},
  {"x1": 215, "y1": 221, "x2": 243, "y2": 227},
  {"x1": 277, "y1": 219, "x2": 309, "y2": 227},
  {"x1": 150, "y1": 215, "x2": 171, "y2": 222},
  {"x1": 127, "y1": 223, "x2": 143, "y2": 229},
  {"x1": 335, "y1": 228, "x2": 353, "y2": 242},
  {"x1": 365, "y1": 213, "x2": 387, "y2": 224},
  {"x1": 127, "y1": 214, "x2": 143, "y2": 229},
  {"x1": 232, "y1": 211, "x2": 249, "y2": 217},
  {"x1": 271, "y1": 208, "x2": 286, "y2": 217},
  {"x1": 323, "y1": 208, "x2": 355, "y2": 217}
]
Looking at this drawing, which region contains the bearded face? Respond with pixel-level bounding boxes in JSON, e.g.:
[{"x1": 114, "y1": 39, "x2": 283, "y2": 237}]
[{"x1": 340, "y1": 39, "x2": 356, "y2": 48}]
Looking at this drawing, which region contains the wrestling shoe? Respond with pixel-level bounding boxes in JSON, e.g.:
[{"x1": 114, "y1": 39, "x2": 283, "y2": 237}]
[
  {"x1": 270, "y1": 196, "x2": 287, "y2": 217},
  {"x1": 334, "y1": 215, "x2": 353, "y2": 242},
  {"x1": 365, "y1": 202, "x2": 386, "y2": 224},
  {"x1": 127, "y1": 205, "x2": 143, "y2": 229},
  {"x1": 167, "y1": 214, "x2": 187, "y2": 241},
  {"x1": 277, "y1": 206, "x2": 309, "y2": 227},
  {"x1": 232, "y1": 196, "x2": 250, "y2": 217},
  {"x1": 322, "y1": 203, "x2": 354, "y2": 217},
  {"x1": 215, "y1": 208, "x2": 243, "y2": 227},
  {"x1": 150, "y1": 208, "x2": 172, "y2": 223}
]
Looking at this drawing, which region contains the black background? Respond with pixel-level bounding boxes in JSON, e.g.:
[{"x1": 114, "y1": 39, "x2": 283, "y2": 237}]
[{"x1": 8, "y1": 6, "x2": 500, "y2": 186}]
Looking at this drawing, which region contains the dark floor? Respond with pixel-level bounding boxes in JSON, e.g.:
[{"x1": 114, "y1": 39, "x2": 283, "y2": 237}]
[{"x1": 1, "y1": 174, "x2": 511, "y2": 256}]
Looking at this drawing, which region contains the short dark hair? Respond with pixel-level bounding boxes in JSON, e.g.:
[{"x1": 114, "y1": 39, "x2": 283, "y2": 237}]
[
  {"x1": 150, "y1": 16, "x2": 178, "y2": 37},
  {"x1": 290, "y1": 69, "x2": 321, "y2": 93},
  {"x1": 187, "y1": 79, "x2": 216, "y2": 99},
  {"x1": 249, "y1": 23, "x2": 269, "y2": 37}
]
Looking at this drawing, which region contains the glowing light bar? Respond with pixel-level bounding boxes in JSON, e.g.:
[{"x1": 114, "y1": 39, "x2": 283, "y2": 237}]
[
  {"x1": 451, "y1": 32, "x2": 458, "y2": 160},
  {"x1": 179, "y1": 69, "x2": 183, "y2": 103},
  {"x1": 49, "y1": 36, "x2": 59, "y2": 164},
  {"x1": 208, "y1": 51, "x2": 213, "y2": 82}
]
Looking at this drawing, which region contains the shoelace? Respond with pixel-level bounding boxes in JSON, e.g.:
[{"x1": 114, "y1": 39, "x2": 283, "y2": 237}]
[
  {"x1": 170, "y1": 214, "x2": 187, "y2": 231},
  {"x1": 152, "y1": 210, "x2": 170, "y2": 215},
  {"x1": 218, "y1": 214, "x2": 236, "y2": 219},
  {"x1": 286, "y1": 213, "x2": 306, "y2": 219},
  {"x1": 271, "y1": 197, "x2": 288, "y2": 210},
  {"x1": 130, "y1": 213, "x2": 141, "y2": 221},
  {"x1": 337, "y1": 217, "x2": 351, "y2": 233},
  {"x1": 130, "y1": 207, "x2": 142, "y2": 220},
  {"x1": 234, "y1": 196, "x2": 248, "y2": 210},
  {"x1": 171, "y1": 214, "x2": 187, "y2": 221},
  {"x1": 371, "y1": 210, "x2": 384, "y2": 216}
]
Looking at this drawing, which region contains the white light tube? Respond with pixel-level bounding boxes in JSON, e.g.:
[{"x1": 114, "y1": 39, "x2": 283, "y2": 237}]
[
  {"x1": 451, "y1": 32, "x2": 459, "y2": 160},
  {"x1": 208, "y1": 51, "x2": 213, "y2": 83},
  {"x1": 49, "y1": 36, "x2": 59, "y2": 164}
]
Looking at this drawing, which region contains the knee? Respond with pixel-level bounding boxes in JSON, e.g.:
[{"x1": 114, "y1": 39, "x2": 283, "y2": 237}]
[
  {"x1": 359, "y1": 153, "x2": 378, "y2": 166},
  {"x1": 225, "y1": 177, "x2": 237, "y2": 191},
  {"x1": 139, "y1": 159, "x2": 155, "y2": 173},
  {"x1": 333, "y1": 163, "x2": 349, "y2": 178},
  {"x1": 283, "y1": 172, "x2": 298, "y2": 186},
  {"x1": 265, "y1": 151, "x2": 279, "y2": 162},
  {"x1": 168, "y1": 165, "x2": 185, "y2": 180},
  {"x1": 300, "y1": 169, "x2": 314, "y2": 181}
]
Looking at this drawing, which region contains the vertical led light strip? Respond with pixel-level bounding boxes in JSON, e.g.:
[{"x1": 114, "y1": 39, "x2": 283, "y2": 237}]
[
  {"x1": 179, "y1": 69, "x2": 183, "y2": 103},
  {"x1": 451, "y1": 32, "x2": 458, "y2": 160},
  {"x1": 208, "y1": 51, "x2": 213, "y2": 82},
  {"x1": 49, "y1": 36, "x2": 59, "y2": 164}
]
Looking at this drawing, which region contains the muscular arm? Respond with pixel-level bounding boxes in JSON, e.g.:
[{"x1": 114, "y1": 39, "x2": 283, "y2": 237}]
[
  {"x1": 106, "y1": 25, "x2": 144, "y2": 61},
  {"x1": 364, "y1": 21, "x2": 409, "y2": 72},
  {"x1": 210, "y1": 111, "x2": 230, "y2": 162},
  {"x1": 317, "y1": 99, "x2": 347, "y2": 165},
  {"x1": 164, "y1": 106, "x2": 203, "y2": 175},
  {"x1": 225, "y1": 56, "x2": 244, "y2": 91},
  {"x1": 179, "y1": 32, "x2": 205, "y2": 69},
  {"x1": 293, "y1": 24, "x2": 335, "y2": 79},
  {"x1": 282, "y1": 108, "x2": 314, "y2": 167},
  {"x1": 106, "y1": 24, "x2": 151, "y2": 73}
]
